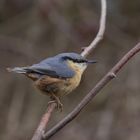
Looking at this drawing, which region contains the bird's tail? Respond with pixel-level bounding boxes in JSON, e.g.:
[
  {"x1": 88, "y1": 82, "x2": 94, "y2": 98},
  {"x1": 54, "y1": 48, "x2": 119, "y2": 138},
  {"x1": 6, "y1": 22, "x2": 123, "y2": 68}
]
[{"x1": 7, "y1": 67, "x2": 28, "y2": 74}]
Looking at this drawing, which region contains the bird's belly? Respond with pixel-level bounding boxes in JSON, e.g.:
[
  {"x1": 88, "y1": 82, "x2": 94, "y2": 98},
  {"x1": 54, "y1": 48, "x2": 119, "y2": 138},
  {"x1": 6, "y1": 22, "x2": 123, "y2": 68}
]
[{"x1": 34, "y1": 75, "x2": 81, "y2": 97}]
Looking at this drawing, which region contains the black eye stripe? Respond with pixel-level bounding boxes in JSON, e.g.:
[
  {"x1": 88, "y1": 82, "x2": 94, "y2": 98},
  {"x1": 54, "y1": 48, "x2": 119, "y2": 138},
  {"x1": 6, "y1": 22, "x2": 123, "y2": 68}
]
[
  {"x1": 63, "y1": 56, "x2": 87, "y2": 63},
  {"x1": 76, "y1": 58, "x2": 87, "y2": 63},
  {"x1": 70, "y1": 58, "x2": 86, "y2": 63}
]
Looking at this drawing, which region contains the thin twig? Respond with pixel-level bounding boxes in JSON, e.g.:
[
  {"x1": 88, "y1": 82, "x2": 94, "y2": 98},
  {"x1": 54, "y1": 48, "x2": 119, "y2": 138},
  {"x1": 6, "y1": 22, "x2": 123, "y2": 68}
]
[
  {"x1": 31, "y1": 103, "x2": 56, "y2": 140},
  {"x1": 43, "y1": 42, "x2": 140, "y2": 139},
  {"x1": 31, "y1": 0, "x2": 107, "y2": 140},
  {"x1": 81, "y1": 0, "x2": 107, "y2": 57}
]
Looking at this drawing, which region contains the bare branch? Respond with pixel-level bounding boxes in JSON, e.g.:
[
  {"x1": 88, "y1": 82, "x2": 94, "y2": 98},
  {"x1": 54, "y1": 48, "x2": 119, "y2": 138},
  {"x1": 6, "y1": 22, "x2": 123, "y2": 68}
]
[
  {"x1": 81, "y1": 0, "x2": 107, "y2": 57},
  {"x1": 43, "y1": 42, "x2": 140, "y2": 139},
  {"x1": 31, "y1": 103, "x2": 56, "y2": 140}
]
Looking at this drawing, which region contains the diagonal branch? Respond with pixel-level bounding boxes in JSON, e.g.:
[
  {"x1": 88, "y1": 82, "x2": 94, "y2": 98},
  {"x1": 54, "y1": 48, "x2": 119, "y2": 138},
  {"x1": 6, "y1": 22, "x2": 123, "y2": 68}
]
[{"x1": 43, "y1": 42, "x2": 140, "y2": 139}]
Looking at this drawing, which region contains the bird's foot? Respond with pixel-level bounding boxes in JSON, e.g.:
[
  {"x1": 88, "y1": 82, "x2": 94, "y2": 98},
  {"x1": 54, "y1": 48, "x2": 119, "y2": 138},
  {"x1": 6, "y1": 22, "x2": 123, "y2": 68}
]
[
  {"x1": 48, "y1": 95, "x2": 63, "y2": 112},
  {"x1": 56, "y1": 99, "x2": 63, "y2": 112}
]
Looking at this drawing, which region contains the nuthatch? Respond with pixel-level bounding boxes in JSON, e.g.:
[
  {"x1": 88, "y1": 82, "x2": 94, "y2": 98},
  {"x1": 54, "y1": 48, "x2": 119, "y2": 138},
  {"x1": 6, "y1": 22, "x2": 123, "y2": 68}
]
[{"x1": 8, "y1": 52, "x2": 96, "y2": 110}]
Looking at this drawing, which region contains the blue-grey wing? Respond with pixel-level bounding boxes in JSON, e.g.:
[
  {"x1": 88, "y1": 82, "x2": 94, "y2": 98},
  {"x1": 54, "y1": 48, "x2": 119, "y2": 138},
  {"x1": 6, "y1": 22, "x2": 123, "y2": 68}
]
[{"x1": 25, "y1": 58, "x2": 75, "y2": 78}]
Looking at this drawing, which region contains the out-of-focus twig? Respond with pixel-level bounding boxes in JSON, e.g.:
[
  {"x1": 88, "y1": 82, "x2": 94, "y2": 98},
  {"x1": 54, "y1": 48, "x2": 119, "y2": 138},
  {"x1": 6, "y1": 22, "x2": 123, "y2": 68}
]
[
  {"x1": 44, "y1": 42, "x2": 140, "y2": 139},
  {"x1": 81, "y1": 0, "x2": 107, "y2": 57}
]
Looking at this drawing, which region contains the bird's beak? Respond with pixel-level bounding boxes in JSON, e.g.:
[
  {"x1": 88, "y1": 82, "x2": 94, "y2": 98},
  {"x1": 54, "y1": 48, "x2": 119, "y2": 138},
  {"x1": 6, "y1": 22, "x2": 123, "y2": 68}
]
[{"x1": 86, "y1": 60, "x2": 97, "y2": 64}]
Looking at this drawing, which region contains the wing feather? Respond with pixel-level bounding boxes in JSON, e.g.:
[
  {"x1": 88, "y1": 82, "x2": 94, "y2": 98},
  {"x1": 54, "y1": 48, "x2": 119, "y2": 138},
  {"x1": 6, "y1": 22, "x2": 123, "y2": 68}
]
[{"x1": 26, "y1": 58, "x2": 75, "y2": 78}]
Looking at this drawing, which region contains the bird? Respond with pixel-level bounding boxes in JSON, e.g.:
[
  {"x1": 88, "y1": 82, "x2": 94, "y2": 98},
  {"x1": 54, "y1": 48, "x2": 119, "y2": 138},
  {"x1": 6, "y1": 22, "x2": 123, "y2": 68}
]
[{"x1": 7, "y1": 52, "x2": 96, "y2": 111}]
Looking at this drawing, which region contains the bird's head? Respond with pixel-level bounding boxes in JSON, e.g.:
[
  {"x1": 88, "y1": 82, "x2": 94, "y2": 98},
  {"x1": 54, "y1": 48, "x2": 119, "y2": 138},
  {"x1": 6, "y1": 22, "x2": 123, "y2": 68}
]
[{"x1": 57, "y1": 52, "x2": 97, "y2": 72}]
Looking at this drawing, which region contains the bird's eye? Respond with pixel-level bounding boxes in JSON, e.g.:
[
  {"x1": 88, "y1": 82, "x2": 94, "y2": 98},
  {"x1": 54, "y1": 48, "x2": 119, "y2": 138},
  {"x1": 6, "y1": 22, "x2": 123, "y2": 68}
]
[
  {"x1": 80, "y1": 60, "x2": 86, "y2": 63},
  {"x1": 75, "y1": 59, "x2": 79, "y2": 62},
  {"x1": 63, "y1": 56, "x2": 86, "y2": 63},
  {"x1": 71, "y1": 58, "x2": 77, "y2": 62},
  {"x1": 74, "y1": 59, "x2": 86, "y2": 63}
]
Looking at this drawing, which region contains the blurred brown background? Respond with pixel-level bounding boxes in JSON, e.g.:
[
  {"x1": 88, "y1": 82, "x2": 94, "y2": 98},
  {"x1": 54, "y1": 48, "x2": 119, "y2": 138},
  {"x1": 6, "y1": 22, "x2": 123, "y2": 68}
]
[{"x1": 0, "y1": 0, "x2": 140, "y2": 140}]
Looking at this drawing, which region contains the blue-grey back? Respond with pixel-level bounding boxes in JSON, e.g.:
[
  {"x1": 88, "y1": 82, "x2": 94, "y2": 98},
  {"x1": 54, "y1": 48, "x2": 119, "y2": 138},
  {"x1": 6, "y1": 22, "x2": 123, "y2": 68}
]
[{"x1": 28, "y1": 53, "x2": 77, "y2": 78}]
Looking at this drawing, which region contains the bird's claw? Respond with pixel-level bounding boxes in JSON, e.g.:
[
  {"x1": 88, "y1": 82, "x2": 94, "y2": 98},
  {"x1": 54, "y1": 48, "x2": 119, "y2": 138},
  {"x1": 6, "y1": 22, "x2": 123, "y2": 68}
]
[{"x1": 48, "y1": 100, "x2": 63, "y2": 112}]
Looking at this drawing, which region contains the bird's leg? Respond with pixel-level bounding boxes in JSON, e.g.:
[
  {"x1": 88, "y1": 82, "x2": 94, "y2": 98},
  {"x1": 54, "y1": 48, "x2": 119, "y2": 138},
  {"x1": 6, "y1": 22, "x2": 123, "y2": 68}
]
[{"x1": 48, "y1": 93, "x2": 63, "y2": 112}]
